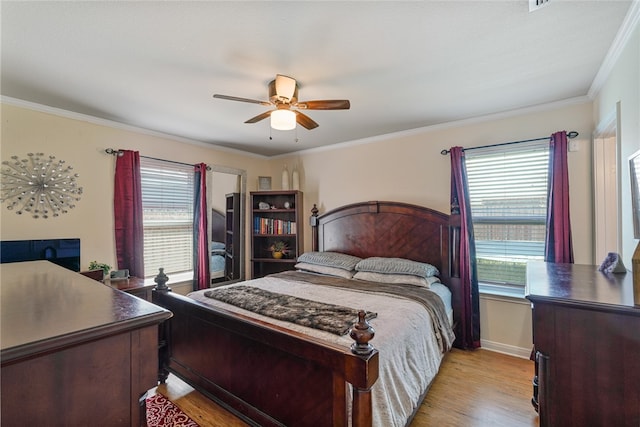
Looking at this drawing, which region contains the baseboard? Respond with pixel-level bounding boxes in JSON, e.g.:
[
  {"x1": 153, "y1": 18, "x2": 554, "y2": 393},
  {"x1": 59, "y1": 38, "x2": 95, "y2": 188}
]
[{"x1": 480, "y1": 339, "x2": 532, "y2": 359}]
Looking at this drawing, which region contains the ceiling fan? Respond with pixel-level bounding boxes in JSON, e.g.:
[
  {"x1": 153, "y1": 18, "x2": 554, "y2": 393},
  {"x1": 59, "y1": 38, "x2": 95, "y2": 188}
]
[{"x1": 213, "y1": 74, "x2": 350, "y2": 131}]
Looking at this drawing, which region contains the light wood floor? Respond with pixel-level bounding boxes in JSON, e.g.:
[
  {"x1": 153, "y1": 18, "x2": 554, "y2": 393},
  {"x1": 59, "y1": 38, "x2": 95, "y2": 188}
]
[{"x1": 150, "y1": 348, "x2": 539, "y2": 427}]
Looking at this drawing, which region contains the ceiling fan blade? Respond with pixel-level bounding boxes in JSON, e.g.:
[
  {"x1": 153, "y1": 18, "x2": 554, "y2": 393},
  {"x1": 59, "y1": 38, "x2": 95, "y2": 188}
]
[
  {"x1": 295, "y1": 111, "x2": 319, "y2": 130},
  {"x1": 244, "y1": 110, "x2": 273, "y2": 124},
  {"x1": 213, "y1": 94, "x2": 271, "y2": 106},
  {"x1": 295, "y1": 100, "x2": 350, "y2": 110},
  {"x1": 275, "y1": 74, "x2": 297, "y2": 101}
]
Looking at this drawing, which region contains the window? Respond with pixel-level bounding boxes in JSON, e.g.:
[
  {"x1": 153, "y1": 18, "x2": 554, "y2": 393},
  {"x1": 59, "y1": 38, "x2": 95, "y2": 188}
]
[
  {"x1": 465, "y1": 141, "x2": 549, "y2": 292},
  {"x1": 140, "y1": 157, "x2": 194, "y2": 278}
]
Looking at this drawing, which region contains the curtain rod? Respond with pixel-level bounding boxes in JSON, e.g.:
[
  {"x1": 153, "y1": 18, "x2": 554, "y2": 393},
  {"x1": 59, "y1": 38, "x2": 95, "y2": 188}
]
[
  {"x1": 104, "y1": 148, "x2": 211, "y2": 171},
  {"x1": 439, "y1": 131, "x2": 579, "y2": 155}
]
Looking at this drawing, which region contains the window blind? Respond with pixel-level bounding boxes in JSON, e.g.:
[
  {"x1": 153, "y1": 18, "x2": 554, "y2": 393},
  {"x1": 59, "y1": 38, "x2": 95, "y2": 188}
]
[
  {"x1": 140, "y1": 157, "x2": 194, "y2": 277},
  {"x1": 465, "y1": 141, "x2": 549, "y2": 287}
]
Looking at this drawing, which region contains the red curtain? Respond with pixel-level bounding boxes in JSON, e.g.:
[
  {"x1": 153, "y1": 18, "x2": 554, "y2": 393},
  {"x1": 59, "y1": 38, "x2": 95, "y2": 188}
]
[
  {"x1": 193, "y1": 163, "x2": 210, "y2": 290},
  {"x1": 544, "y1": 131, "x2": 574, "y2": 263},
  {"x1": 114, "y1": 150, "x2": 144, "y2": 278},
  {"x1": 450, "y1": 147, "x2": 481, "y2": 349}
]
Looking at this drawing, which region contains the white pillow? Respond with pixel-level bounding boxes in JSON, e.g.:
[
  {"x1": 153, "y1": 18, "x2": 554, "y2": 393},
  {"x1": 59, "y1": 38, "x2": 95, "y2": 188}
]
[
  {"x1": 295, "y1": 262, "x2": 355, "y2": 279},
  {"x1": 353, "y1": 271, "x2": 437, "y2": 287}
]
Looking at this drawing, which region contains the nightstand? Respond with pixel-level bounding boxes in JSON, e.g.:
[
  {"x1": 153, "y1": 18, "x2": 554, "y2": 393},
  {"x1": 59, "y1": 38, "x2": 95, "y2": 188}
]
[{"x1": 105, "y1": 277, "x2": 155, "y2": 301}]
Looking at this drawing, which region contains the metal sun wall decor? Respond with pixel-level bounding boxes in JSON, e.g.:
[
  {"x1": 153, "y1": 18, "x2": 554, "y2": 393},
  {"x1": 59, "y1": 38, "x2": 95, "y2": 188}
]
[{"x1": 1, "y1": 152, "x2": 83, "y2": 219}]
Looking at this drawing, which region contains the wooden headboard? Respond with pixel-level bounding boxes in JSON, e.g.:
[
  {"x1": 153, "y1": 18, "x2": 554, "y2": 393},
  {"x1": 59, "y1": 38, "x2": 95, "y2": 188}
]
[
  {"x1": 211, "y1": 208, "x2": 225, "y2": 243},
  {"x1": 311, "y1": 200, "x2": 462, "y2": 346}
]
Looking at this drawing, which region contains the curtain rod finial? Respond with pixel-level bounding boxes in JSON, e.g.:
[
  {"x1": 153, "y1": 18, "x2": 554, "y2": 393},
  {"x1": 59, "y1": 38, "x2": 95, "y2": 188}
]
[{"x1": 105, "y1": 148, "x2": 124, "y2": 157}]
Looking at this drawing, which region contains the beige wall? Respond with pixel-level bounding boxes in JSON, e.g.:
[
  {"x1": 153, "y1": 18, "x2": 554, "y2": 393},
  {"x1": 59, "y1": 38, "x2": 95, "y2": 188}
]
[
  {"x1": 275, "y1": 102, "x2": 595, "y2": 265},
  {"x1": 0, "y1": 99, "x2": 596, "y2": 357},
  {"x1": 272, "y1": 101, "x2": 595, "y2": 356},
  {"x1": 593, "y1": 22, "x2": 640, "y2": 269},
  {"x1": 210, "y1": 171, "x2": 240, "y2": 213},
  {"x1": 0, "y1": 103, "x2": 268, "y2": 272}
]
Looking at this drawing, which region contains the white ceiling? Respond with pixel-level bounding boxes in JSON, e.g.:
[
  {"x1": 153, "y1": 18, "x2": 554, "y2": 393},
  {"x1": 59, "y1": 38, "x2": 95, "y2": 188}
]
[{"x1": 1, "y1": 1, "x2": 634, "y2": 157}]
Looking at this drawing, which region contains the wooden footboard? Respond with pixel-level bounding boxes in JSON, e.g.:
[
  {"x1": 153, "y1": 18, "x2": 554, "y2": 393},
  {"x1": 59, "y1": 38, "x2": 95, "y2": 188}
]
[{"x1": 153, "y1": 288, "x2": 378, "y2": 427}]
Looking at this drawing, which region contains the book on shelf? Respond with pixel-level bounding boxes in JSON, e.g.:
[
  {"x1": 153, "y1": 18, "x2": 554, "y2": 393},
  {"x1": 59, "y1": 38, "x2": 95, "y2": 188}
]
[{"x1": 253, "y1": 217, "x2": 297, "y2": 235}]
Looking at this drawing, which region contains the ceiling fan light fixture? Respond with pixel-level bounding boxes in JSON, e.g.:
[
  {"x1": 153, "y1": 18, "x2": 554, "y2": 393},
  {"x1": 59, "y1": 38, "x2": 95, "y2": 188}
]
[
  {"x1": 275, "y1": 74, "x2": 297, "y2": 102},
  {"x1": 214, "y1": 74, "x2": 349, "y2": 131},
  {"x1": 270, "y1": 109, "x2": 296, "y2": 131}
]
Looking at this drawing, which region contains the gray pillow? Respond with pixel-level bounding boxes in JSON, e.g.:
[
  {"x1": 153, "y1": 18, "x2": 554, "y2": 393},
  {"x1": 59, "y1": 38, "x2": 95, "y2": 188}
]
[
  {"x1": 297, "y1": 251, "x2": 361, "y2": 271},
  {"x1": 355, "y1": 257, "x2": 439, "y2": 278}
]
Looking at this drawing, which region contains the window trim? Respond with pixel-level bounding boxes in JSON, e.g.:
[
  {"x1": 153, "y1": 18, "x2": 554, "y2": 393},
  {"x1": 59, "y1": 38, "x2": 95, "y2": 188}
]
[
  {"x1": 466, "y1": 140, "x2": 549, "y2": 291},
  {"x1": 140, "y1": 157, "x2": 195, "y2": 278},
  {"x1": 478, "y1": 281, "x2": 527, "y2": 299}
]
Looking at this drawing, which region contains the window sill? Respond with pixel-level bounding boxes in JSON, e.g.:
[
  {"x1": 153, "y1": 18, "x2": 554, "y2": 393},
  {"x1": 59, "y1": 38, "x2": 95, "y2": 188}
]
[
  {"x1": 479, "y1": 283, "x2": 529, "y2": 303},
  {"x1": 143, "y1": 271, "x2": 193, "y2": 286}
]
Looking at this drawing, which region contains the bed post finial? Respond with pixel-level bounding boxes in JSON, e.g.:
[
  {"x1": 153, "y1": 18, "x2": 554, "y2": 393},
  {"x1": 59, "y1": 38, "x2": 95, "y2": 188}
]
[
  {"x1": 451, "y1": 195, "x2": 460, "y2": 215},
  {"x1": 311, "y1": 203, "x2": 320, "y2": 251},
  {"x1": 154, "y1": 268, "x2": 171, "y2": 291},
  {"x1": 349, "y1": 310, "x2": 375, "y2": 356}
]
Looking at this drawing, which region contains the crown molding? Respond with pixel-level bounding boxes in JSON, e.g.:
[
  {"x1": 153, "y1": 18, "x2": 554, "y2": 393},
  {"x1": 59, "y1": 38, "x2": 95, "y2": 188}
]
[
  {"x1": 5, "y1": 94, "x2": 588, "y2": 161},
  {"x1": 0, "y1": 96, "x2": 268, "y2": 159},
  {"x1": 588, "y1": 0, "x2": 640, "y2": 98},
  {"x1": 277, "y1": 96, "x2": 591, "y2": 158}
]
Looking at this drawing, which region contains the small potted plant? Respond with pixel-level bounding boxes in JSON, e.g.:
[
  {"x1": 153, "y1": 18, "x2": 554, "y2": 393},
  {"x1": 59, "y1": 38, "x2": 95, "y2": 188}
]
[
  {"x1": 268, "y1": 241, "x2": 289, "y2": 259},
  {"x1": 88, "y1": 260, "x2": 112, "y2": 279}
]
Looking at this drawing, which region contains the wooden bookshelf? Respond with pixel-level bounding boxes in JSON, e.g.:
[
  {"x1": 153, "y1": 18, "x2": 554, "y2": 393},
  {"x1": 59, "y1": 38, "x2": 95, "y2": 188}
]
[{"x1": 250, "y1": 191, "x2": 302, "y2": 279}]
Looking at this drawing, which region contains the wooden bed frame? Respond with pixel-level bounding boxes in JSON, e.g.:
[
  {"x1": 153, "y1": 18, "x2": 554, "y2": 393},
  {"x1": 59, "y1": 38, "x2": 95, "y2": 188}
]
[{"x1": 153, "y1": 200, "x2": 462, "y2": 427}]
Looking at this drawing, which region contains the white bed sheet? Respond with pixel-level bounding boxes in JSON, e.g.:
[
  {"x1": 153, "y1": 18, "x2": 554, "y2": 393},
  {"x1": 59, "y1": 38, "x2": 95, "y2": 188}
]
[{"x1": 188, "y1": 273, "x2": 453, "y2": 427}]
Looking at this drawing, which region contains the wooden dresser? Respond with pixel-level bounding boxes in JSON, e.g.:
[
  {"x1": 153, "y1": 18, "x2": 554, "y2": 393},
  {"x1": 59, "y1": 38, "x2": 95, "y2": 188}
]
[
  {"x1": 526, "y1": 261, "x2": 640, "y2": 427},
  {"x1": 1, "y1": 261, "x2": 172, "y2": 426}
]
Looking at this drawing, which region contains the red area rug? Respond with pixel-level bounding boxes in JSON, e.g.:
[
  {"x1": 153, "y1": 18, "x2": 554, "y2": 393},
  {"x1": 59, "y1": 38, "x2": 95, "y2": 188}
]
[{"x1": 146, "y1": 392, "x2": 199, "y2": 427}]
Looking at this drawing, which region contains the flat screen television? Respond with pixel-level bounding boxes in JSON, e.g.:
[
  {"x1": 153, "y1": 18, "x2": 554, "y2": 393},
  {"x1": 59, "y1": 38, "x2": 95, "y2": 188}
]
[
  {"x1": 630, "y1": 150, "x2": 640, "y2": 239},
  {"x1": 0, "y1": 238, "x2": 81, "y2": 272}
]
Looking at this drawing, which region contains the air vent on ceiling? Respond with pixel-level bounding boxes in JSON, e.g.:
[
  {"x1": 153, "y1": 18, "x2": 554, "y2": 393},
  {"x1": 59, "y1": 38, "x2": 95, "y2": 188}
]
[{"x1": 529, "y1": 0, "x2": 550, "y2": 12}]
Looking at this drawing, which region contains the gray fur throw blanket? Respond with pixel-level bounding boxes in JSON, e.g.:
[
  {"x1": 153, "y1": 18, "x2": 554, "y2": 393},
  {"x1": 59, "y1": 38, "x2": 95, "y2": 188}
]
[{"x1": 204, "y1": 285, "x2": 376, "y2": 335}]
